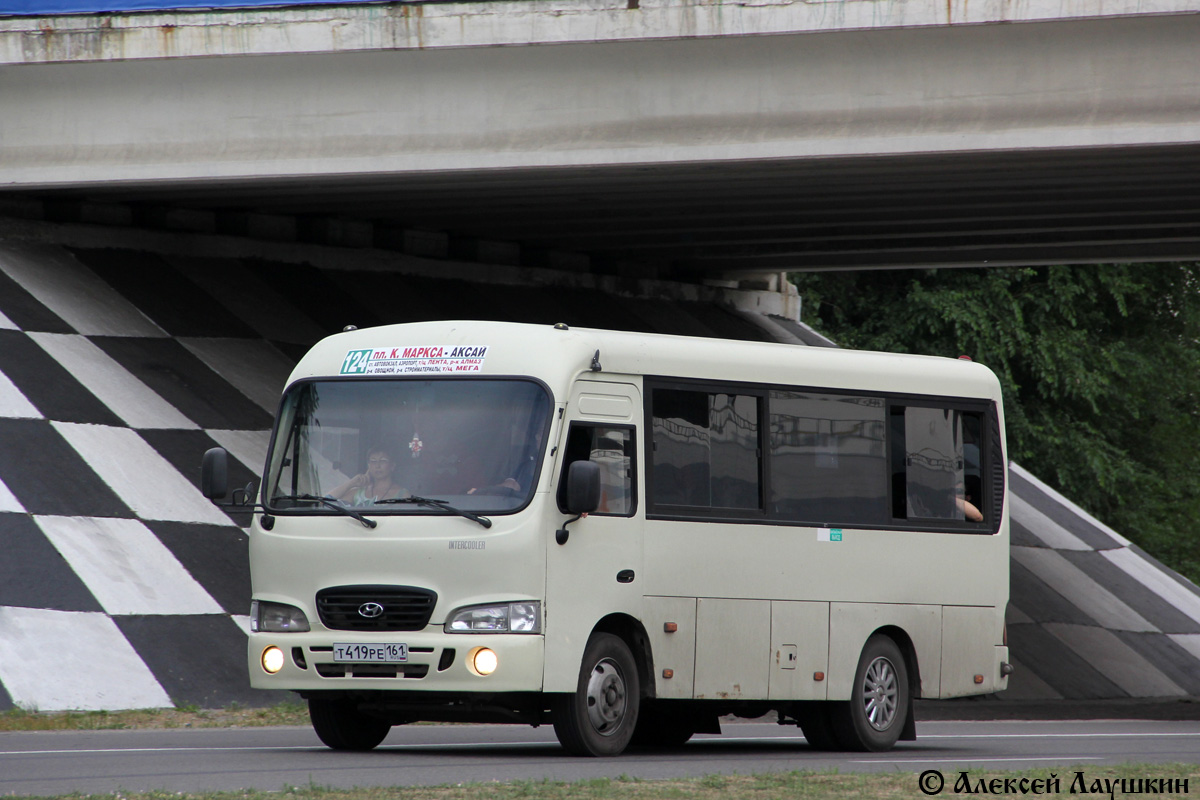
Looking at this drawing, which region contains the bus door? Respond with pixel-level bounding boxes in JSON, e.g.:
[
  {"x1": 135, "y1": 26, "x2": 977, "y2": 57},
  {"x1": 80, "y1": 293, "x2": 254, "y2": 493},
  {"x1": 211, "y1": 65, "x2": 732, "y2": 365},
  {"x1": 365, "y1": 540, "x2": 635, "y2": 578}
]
[{"x1": 542, "y1": 380, "x2": 643, "y2": 692}]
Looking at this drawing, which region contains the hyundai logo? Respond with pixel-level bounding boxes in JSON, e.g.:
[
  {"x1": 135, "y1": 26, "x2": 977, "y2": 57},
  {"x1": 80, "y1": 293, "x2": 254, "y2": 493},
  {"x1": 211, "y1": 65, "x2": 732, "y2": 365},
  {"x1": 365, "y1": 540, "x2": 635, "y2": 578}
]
[{"x1": 358, "y1": 602, "x2": 385, "y2": 619}]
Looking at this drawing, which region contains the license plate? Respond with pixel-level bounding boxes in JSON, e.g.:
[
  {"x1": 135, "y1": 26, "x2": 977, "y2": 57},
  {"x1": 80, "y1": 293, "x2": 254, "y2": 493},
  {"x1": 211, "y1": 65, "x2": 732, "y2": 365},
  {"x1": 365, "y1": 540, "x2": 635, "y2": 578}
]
[{"x1": 333, "y1": 643, "x2": 409, "y2": 663}]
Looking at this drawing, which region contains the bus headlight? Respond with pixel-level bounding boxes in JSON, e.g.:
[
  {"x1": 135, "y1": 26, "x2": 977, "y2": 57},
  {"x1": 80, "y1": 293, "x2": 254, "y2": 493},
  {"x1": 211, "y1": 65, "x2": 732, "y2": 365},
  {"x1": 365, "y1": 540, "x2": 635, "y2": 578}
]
[
  {"x1": 446, "y1": 602, "x2": 540, "y2": 634},
  {"x1": 251, "y1": 600, "x2": 311, "y2": 633},
  {"x1": 261, "y1": 646, "x2": 285, "y2": 674}
]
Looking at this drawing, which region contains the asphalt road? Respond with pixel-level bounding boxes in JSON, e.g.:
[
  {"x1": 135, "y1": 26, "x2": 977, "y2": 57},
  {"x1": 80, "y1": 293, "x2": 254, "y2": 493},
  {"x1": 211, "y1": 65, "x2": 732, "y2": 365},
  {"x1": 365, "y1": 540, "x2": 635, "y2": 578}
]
[{"x1": 2, "y1": 720, "x2": 1198, "y2": 796}]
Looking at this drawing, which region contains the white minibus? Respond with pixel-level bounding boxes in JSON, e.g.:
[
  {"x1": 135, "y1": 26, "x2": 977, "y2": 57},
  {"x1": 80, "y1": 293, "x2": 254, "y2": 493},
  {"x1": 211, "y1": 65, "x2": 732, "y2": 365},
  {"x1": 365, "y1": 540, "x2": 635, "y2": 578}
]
[{"x1": 202, "y1": 320, "x2": 1010, "y2": 755}]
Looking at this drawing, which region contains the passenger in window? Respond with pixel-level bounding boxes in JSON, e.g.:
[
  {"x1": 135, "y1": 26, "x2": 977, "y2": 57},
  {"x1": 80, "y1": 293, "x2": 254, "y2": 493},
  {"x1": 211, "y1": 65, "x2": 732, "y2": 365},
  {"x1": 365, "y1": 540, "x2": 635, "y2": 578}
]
[
  {"x1": 329, "y1": 444, "x2": 410, "y2": 506},
  {"x1": 957, "y1": 482, "x2": 983, "y2": 522},
  {"x1": 960, "y1": 442, "x2": 984, "y2": 522}
]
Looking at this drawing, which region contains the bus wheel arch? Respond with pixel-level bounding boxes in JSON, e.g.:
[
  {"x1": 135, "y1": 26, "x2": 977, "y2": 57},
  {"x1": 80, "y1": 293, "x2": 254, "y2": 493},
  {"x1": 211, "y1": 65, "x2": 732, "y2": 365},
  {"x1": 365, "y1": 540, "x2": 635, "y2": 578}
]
[
  {"x1": 592, "y1": 613, "x2": 656, "y2": 700},
  {"x1": 874, "y1": 624, "x2": 920, "y2": 741}
]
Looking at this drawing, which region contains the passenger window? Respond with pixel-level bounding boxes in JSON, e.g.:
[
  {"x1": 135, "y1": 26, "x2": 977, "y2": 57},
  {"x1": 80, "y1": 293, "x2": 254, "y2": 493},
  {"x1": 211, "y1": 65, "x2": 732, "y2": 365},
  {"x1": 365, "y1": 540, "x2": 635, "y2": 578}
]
[
  {"x1": 557, "y1": 424, "x2": 635, "y2": 516},
  {"x1": 650, "y1": 388, "x2": 761, "y2": 511},
  {"x1": 892, "y1": 406, "x2": 985, "y2": 524},
  {"x1": 768, "y1": 391, "x2": 888, "y2": 525}
]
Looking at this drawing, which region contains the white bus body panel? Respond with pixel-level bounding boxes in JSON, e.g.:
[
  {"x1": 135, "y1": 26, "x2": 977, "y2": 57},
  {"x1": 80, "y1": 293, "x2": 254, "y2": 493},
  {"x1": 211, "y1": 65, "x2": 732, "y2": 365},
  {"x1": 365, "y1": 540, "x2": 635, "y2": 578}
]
[
  {"x1": 769, "y1": 600, "x2": 831, "y2": 701},
  {"x1": 694, "y1": 598, "x2": 772, "y2": 700},
  {"x1": 643, "y1": 596, "x2": 698, "y2": 699},
  {"x1": 542, "y1": 379, "x2": 645, "y2": 694}
]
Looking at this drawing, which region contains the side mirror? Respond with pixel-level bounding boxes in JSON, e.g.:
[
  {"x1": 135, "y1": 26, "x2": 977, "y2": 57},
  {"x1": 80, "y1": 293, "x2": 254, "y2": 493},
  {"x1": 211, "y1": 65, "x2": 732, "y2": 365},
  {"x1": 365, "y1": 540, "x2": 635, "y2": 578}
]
[
  {"x1": 565, "y1": 459, "x2": 601, "y2": 515},
  {"x1": 201, "y1": 447, "x2": 229, "y2": 500}
]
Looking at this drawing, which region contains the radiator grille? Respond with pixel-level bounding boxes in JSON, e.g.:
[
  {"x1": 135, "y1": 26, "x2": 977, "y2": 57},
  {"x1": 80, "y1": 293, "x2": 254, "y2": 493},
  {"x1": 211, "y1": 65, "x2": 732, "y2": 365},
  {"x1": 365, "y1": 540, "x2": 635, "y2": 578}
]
[{"x1": 316, "y1": 585, "x2": 437, "y2": 632}]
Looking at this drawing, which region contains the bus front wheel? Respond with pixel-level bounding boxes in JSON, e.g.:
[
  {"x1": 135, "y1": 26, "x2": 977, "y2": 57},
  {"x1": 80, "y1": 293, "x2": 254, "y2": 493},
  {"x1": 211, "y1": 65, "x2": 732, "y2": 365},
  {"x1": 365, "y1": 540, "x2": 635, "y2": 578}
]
[
  {"x1": 308, "y1": 696, "x2": 392, "y2": 751},
  {"x1": 553, "y1": 633, "x2": 641, "y2": 756},
  {"x1": 831, "y1": 634, "x2": 909, "y2": 752}
]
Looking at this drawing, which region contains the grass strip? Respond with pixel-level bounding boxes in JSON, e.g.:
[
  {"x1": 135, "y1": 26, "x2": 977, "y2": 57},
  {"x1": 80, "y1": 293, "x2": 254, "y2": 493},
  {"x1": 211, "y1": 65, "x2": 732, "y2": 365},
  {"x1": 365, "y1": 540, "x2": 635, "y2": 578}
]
[{"x1": 0, "y1": 703, "x2": 311, "y2": 731}]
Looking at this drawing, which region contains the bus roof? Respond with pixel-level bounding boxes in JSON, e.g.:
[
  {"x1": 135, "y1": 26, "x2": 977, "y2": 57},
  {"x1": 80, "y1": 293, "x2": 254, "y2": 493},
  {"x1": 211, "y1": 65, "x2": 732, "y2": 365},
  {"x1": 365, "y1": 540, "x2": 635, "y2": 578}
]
[{"x1": 289, "y1": 320, "x2": 1004, "y2": 403}]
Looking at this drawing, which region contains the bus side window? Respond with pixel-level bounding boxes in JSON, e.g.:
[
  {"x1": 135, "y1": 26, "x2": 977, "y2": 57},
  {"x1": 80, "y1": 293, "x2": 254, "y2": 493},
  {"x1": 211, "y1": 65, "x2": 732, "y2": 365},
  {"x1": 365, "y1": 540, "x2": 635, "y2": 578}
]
[
  {"x1": 893, "y1": 405, "x2": 986, "y2": 525},
  {"x1": 557, "y1": 424, "x2": 635, "y2": 516},
  {"x1": 650, "y1": 388, "x2": 761, "y2": 512},
  {"x1": 768, "y1": 390, "x2": 888, "y2": 526}
]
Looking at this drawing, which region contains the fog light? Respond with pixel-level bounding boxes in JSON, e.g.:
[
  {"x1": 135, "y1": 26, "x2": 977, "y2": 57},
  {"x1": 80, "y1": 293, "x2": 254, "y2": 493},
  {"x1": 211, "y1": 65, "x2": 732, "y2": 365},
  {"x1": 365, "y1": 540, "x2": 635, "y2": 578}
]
[
  {"x1": 470, "y1": 647, "x2": 498, "y2": 676},
  {"x1": 261, "y1": 646, "x2": 285, "y2": 674}
]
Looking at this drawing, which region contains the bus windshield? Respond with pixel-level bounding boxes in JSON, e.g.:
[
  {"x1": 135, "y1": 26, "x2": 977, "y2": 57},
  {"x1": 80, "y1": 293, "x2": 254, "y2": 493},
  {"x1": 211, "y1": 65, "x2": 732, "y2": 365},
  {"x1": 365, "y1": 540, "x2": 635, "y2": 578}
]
[{"x1": 265, "y1": 378, "x2": 551, "y2": 515}]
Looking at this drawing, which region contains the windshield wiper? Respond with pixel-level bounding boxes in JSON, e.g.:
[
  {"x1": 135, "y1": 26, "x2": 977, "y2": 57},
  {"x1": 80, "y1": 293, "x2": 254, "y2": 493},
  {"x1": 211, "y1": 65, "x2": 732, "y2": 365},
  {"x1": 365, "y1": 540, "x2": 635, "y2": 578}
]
[
  {"x1": 271, "y1": 493, "x2": 377, "y2": 529},
  {"x1": 378, "y1": 495, "x2": 492, "y2": 529}
]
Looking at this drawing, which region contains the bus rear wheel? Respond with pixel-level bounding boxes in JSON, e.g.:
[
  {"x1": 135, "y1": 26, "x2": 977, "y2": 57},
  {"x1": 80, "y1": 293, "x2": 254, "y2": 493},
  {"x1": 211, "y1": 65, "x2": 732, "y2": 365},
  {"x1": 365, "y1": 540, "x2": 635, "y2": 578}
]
[
  {"x1": 629, "y1": 702, "x2": 695, "y2": 749},
  {"x1": 831, "y1": 634, "x2": 909, "y2": 752},
  {"x1": 308, "y1": 696, "x2": 392, "y2": 751},
  {"x1": 553, "y1": 633, "x2": 641, "y2": 756},
  {"x1": 795, "y1": 702, "x2": 841, "y2": 750}
]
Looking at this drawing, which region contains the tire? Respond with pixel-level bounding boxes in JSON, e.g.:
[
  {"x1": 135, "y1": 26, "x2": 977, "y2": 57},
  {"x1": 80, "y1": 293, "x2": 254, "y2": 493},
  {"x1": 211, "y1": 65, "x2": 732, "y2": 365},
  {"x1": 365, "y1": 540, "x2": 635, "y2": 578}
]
[
  {"x1": 830, "y1": 634, "x2": 910, "y2": 752},
  {"x1": 629, "y1": 702, "x2": 694, "y2": 749},
  {"x1": 795, "y1": 702, "x2": 842, "y2": 751},
  {"x1": 308, "y1": 696, "x2": 392, "y2": 751},
  {"x1": 552, "y1": 633, "x2": 641, "y2": 756}
]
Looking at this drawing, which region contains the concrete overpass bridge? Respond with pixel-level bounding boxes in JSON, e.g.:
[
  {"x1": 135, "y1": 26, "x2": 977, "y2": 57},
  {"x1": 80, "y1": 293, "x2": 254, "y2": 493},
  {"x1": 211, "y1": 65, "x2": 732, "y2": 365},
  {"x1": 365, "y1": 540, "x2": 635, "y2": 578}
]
[{"x1": 3, "y1": 0, "x2": 1200, "y2": 275}]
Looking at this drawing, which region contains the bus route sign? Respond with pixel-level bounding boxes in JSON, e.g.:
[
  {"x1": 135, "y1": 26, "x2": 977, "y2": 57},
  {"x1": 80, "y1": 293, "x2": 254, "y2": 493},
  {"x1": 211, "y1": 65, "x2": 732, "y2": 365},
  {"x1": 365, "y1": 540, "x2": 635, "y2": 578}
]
[{"x1": 341, "y1": 345, "x2": 489, "y2": 375}]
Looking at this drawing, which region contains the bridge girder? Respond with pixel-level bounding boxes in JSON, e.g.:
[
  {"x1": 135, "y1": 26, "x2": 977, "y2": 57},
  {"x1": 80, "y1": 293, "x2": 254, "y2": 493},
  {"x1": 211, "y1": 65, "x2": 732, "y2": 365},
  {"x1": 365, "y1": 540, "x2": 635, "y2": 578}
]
[{"x1": 2, "y1": 6, "x2": 1199, "y2": 274}]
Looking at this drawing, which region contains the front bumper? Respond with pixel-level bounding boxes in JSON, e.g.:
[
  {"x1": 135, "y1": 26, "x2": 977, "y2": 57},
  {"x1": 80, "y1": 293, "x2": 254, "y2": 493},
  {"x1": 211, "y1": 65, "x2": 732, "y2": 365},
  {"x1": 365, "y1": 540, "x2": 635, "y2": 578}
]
[{"x1": 247, "y1": 629, "x2": 546, "y2": 694}]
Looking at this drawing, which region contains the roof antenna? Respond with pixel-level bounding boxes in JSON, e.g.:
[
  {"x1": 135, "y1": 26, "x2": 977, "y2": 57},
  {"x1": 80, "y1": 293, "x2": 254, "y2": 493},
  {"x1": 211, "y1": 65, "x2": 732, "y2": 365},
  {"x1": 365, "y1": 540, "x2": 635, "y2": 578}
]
[{"x1": 590, "y1": 349, "x2": 602, "y2": 372}]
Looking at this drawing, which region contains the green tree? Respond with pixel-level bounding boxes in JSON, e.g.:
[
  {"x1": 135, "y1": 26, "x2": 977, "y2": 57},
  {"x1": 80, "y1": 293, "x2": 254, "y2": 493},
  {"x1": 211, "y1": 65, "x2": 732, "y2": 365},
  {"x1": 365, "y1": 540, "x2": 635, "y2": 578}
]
[{"x1": 791, "y1": 266, "x2": 1200, "y2": 583}]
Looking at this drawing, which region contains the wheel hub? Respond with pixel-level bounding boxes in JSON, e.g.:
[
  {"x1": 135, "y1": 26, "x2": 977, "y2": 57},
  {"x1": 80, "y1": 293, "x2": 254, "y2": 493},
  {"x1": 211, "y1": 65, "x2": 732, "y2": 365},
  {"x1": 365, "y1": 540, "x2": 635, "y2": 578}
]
[
  {"x1": 585, "y1": 657, "x2": 627, "y2": 736},
  {"x1": 862, "y1": 656, "x2": 898, "y2": 731}
]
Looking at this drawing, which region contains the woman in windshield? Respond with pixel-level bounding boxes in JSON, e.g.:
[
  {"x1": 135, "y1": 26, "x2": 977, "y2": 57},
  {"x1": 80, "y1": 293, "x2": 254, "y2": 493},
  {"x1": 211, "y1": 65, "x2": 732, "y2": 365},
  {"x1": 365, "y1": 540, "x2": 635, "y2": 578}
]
[{"x1": 329, "y1": 444, "x2": 410, "y2": 506}]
